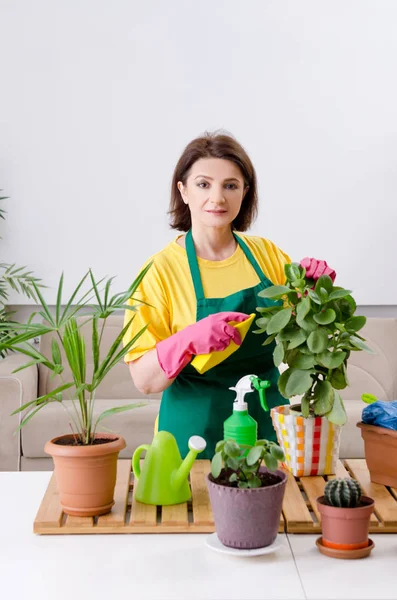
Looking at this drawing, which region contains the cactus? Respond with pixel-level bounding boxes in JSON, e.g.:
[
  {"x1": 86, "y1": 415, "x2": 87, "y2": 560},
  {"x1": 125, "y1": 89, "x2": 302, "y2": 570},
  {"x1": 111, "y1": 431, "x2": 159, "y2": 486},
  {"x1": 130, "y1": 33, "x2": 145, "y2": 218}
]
[{"x1": 324, "y1": 478, "x2": 362, "y2": 508}]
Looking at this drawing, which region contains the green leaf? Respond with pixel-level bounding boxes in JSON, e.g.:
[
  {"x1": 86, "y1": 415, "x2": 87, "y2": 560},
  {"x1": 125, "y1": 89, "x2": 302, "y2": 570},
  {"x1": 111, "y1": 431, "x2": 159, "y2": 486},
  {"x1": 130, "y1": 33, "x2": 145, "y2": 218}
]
[
  {"x1": 59, "y1": 271, "x2": 91, "y2": 324},
  {"x1": 270, "y1": 444, "x2": 285, "y2": 461},
  {"x1": 325, "y1": 390, "x2": 347, "y2": 426},
  {"x1": 256, "y1": 306, "x2": 280, "y2": 315},
  {"x1": 297, "y1": 315, "x2": 318, "y2": 333},
  {"x1": 328, "y1": 288, "x2": 352, "y2": 302},
  {"x1": 285, "y1": 263, "x2": 301, "y2": 282},
  {"x1": 338, "y1": 295, "x2": 357, "y2": 318},
  {"x1": 349, "y1": 335, "x2": 375, "y2": 354},
  {"x1": 258, "y1": 285, "x2": 291, "y2": 299},
  {"x1": 313, "y1": 309, "x2": 336, "y2": 325},
  {"x1": 315, "y1": 275, "x2": 334, "y2": 294},
  {"x1": 249, "y1": 476, "x2": 262, "y2": 488},
  {"x1": 273, "y1": 342, "x2": 285, "y2": 367},
  {"x1": 296, "y1": 296, "x2": 311, "y2": 321},
  {"x1": 291, "y1": 279, "x2": 305, "y2": 287},
  {"x1": 287, "y1": 330, "x2": 308, "y2": 350},
  {"x1": 277, "y1": 327, "x2": 297, "y2": 342},
  {"x1": 266, "y1": 307, "x2": 293, "y2": 335},
  {"x1": 11, "y1": 382, "x2": 73, "y2": 415},
  {"x1": 345, "y1": 316, "x2": 366, "y2": 332},
  {"x1": 277, "y1": 368, "x2": 291, "y2": 398},
  {"x1": 55, "y1": 272, "x2": 64, "y2": 325},
  {"x1": 256, "y1": 317, "x2": 270, "y2": 329},
  {"x1": 329, "y1": 366, "x2": 348, "y2": 390},
  {"x1": 307, "y1": 290, "x2": 321, "y2": 305},
  {"x1": 312, "y1": 380, "x2": 334, "y2": 415},
  {"x1": 362, "y1": 393, "x2": 378, "y2": 404},
  {"x1": 247, "y1": 446, "x2": 263, "y2": 466},
  {"x1": 262, "y1": 333, "x2": 277, "y2": 347},
  {"x1": 301, "y1": 394, "x2": 310, "y2": 417},
  {"x1": 215, "y1": 440, "x2": 226, "y2": 453},
  {"x1": 288, "y1": 351, "x2": 315, "y2": 370},
  {"x1": 92, "y1": 317, "x2": 99, "y2": 373},
  {"x1": 224, "y1": 440, "x2": 240, "y2": 457},
  {"x1": 229, "y1": 473, "x2": 237, "y2": 483},
  {"x1": 285, "y1": 369, "x2": 313, "y2": 397},
  {"x1": 238, "y1": 481, "x2": 249, "y2": 489},
  {"x1": 95, "y1": 402, "x2": 146, "y2": 425},
  {"x1": 264, "y1": 454, "x2": 278, "y2": 472},
  {"x1": 211, "y1": 452, "x2": 222, "y2": 478},
  {"x1": 316, "y1": 350, "x2": 346, "y2": 369},
  {"x1": 51, "y1": 339, "x2": 62, "y2": 366},
  {"x1": 307, "y1": 329, "x2": 329, "y2": 353},
  {"x1": 225, "y1": 457, "x2": 239, "y2": 471}
]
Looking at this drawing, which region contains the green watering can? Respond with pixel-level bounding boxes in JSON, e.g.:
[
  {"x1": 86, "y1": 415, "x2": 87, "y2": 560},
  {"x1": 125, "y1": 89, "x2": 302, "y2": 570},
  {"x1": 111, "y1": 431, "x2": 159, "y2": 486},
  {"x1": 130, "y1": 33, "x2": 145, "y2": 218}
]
[{"x1": 132, "y1": 431, "x2": 207, "y2": 505}]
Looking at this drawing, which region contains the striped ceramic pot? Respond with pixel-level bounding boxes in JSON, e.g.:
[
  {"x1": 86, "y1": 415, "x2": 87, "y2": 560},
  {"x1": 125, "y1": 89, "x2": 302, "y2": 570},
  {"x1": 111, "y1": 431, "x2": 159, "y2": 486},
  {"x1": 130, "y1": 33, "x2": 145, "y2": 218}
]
[{"x1": 271, "y1": 405, "x2": 342, "y2": 477}]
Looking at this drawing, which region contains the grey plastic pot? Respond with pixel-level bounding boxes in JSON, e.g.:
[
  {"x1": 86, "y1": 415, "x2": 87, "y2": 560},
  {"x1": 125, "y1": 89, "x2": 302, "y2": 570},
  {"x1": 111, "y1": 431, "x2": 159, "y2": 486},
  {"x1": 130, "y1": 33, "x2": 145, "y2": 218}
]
[{"x1": 206, "y1": 469, "x2": 287, "y2": 549}]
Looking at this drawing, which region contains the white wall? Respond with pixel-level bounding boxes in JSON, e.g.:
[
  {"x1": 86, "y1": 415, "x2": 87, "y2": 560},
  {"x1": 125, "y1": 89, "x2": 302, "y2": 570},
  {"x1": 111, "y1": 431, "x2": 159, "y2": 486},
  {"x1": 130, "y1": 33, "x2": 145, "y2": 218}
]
[{"x1": 1, "y1": 0, "x2": 396, "y2": 305}]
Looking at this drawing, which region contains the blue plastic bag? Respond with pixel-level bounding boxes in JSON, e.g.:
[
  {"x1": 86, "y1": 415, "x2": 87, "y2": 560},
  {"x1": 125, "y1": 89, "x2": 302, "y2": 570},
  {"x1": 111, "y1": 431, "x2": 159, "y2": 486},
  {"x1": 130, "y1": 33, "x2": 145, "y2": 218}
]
[{"x1": 362, "y1": 400, "x2": 397, "y2": 431}]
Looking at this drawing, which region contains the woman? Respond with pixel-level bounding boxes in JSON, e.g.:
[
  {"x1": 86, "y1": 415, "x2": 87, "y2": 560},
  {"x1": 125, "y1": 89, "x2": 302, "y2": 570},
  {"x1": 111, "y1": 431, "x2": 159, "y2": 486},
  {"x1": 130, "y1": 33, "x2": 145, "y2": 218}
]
[{"x1": 123, "y1": 132, "x2": 331, "y2": 459}]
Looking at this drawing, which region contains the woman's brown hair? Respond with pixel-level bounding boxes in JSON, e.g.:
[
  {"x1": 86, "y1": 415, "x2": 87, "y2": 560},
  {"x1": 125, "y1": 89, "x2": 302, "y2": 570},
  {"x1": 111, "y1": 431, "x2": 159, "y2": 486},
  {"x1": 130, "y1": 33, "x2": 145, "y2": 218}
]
[{"x1": 169, "y1": 131, "x2": 258, "y2": 232}]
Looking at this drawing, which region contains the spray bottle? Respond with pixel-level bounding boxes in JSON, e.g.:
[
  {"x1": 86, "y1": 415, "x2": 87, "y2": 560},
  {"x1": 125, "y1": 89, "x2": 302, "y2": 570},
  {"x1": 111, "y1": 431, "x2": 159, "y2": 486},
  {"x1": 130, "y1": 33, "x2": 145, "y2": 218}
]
[{"x1": 223, "y1": 374, "x2": 271, "y2": 446}]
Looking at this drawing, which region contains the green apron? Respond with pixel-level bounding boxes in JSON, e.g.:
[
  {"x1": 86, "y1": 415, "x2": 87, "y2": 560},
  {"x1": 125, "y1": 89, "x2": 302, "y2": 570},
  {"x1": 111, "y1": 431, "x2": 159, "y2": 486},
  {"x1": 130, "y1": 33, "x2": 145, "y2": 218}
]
[{"x1": 158, "y1": 229, "x2": 288, "y2": 459}]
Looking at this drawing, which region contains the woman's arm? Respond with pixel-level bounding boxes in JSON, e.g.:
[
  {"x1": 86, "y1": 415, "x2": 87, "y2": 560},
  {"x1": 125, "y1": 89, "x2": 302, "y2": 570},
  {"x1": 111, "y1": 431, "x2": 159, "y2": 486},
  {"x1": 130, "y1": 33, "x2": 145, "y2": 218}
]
[
  {"x1": 128, "y1": 349, "x2": 175, "y2": 395},
  {"x1": 128, "y1": 311, "x2": 249, "y2": 394}
]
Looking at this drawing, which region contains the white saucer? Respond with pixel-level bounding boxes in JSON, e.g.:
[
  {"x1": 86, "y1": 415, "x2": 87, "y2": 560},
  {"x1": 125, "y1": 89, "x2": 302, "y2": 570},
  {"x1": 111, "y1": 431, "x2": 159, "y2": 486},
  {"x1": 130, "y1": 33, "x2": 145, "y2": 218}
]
[{"x1": 206, "y1": 533, "x2": 281, "y2": 557}]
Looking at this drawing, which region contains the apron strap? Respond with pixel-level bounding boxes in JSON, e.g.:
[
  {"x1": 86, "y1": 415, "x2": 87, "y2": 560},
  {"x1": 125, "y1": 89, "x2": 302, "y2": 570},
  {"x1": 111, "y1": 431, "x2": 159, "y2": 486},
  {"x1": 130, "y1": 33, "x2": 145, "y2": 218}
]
[
  {"x1": 185, "y1": 229, "x2": 268, "y2": 301},
  {"x1": 185, "y1": 229, "x2": 205, "y2": 300}
]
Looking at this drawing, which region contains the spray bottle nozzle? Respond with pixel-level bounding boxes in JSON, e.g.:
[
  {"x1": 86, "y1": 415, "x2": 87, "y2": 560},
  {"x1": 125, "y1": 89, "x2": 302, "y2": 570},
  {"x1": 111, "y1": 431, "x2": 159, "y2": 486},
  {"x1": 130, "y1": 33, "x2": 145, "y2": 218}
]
[
  {"x1": 249, "y1": 376, "x2": 271, "y2": 412},
  {"x1": 229, "y1": 374, "x2": 271, "y2": 412}
]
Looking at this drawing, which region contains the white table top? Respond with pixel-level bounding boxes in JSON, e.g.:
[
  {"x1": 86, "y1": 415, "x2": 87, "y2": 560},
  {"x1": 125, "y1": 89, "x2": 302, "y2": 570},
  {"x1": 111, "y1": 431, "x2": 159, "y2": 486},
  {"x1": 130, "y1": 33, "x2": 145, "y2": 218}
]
[{"x1": 1, "y1": 471, "x2": 397, "y2": 600}]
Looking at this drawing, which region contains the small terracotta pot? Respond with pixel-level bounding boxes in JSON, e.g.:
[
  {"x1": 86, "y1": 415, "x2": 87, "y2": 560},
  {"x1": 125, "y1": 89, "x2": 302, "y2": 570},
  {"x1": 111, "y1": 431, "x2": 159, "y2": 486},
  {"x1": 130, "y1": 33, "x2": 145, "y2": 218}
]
[
  {"x1": 357, "y1": 422, "x2": 397, "y2": 487},
  {"x1": 45, "y1": 433, "x2": 126, "y2": 517},
  {"x1": 317, "y1": 495, "x2": 374, "y2": 551},
  {"x1": 206, "y1": 469, "x2": 287, "y2": 549}
]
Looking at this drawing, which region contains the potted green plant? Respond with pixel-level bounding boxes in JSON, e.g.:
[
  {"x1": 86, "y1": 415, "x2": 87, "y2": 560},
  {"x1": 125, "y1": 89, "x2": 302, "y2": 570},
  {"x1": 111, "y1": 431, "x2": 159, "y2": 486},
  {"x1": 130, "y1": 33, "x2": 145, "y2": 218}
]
[
  {"x1": 254, "y1": 262, "x2": 373, "y2": 476},
  {"x1": 206, "y1": 438, "x2": 286, "y2": 549},
  {"x1": 0, "y1": 264, "x2": 152, "y2": 516},
  {"x1": 316, "y1": 478, "x2": 375, "y2": 559},
  {"x1": 357, "y1": 393, "x2": 397, "y2": 487}
]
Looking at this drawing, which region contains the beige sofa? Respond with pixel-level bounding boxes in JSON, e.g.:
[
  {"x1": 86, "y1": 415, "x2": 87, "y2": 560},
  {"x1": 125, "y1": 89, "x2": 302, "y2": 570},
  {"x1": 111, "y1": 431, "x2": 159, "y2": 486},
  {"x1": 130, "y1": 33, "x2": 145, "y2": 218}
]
[{"x1": 1, "y1": 315, "x2": 396, "y2": 471}]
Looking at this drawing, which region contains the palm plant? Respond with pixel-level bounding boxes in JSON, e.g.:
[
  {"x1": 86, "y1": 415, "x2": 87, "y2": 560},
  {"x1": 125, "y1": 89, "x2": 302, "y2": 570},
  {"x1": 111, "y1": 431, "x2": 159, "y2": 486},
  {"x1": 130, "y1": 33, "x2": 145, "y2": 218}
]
[
  {"x1": 0, "y1": 192, "x2": 44, "y2": 357},
  {"x1": 0, "y1": 264, "x2": 152, "y2": 444}
]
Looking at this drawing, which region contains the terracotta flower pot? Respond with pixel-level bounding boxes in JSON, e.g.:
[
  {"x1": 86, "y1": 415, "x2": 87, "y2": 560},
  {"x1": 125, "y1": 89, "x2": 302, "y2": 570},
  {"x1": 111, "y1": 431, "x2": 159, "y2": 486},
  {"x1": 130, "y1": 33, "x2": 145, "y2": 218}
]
[
  {"x1": 44, "y1": 433, "x2": 126, "y2": 517},
  {"x1": 206, "y1": 469, "x2": 287, "y2": 549},
  {"x1": 317, "y1": 495, "x2": 374, "y2": 551},
  {"x1": 357, "y1": 422, "x2": 397, "y2": 487}
]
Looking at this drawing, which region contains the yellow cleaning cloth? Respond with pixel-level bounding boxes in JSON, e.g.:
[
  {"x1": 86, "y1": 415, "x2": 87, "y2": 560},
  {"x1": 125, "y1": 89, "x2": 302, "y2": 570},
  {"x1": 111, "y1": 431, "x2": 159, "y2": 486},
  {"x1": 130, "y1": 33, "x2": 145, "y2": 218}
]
[{"x1": 191, "y1": 313, "x2": 256, "y2": 375}]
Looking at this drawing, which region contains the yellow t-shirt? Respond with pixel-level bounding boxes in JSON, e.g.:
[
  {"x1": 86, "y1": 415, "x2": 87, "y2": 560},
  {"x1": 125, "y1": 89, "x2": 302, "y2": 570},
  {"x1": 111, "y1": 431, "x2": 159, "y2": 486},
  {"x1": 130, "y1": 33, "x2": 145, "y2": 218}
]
[{"x1": 123, "y1": 234, "x2": 291, "y2": 363}]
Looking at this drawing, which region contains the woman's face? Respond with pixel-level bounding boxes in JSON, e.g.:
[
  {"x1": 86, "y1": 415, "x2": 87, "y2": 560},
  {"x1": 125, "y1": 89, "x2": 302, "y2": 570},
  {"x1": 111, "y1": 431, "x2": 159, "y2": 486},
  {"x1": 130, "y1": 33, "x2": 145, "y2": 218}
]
[{"x1": 178, "y1": 158, "x2": 248, "y2": 230}]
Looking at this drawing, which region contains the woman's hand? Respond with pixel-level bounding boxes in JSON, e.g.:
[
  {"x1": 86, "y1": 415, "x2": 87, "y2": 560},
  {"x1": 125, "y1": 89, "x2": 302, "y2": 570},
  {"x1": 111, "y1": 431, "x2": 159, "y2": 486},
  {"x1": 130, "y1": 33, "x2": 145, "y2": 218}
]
[
  {"x1": 300, "y1": 257, "x2": 336, "y2": 282},
  {"x1": 156, "y1": 311, "x2": 250, "y2": 379}
]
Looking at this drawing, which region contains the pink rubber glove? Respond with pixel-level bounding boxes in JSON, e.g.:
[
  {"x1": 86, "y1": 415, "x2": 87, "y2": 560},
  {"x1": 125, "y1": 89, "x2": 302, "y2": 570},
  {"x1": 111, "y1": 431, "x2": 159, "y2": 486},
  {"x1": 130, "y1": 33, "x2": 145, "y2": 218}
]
[
  {"x1": 156, "y1": 311, "x2": 250, "y2": 379},
  {"x1": 300, "y1": 257, "x2": 336, "y2": 283}
]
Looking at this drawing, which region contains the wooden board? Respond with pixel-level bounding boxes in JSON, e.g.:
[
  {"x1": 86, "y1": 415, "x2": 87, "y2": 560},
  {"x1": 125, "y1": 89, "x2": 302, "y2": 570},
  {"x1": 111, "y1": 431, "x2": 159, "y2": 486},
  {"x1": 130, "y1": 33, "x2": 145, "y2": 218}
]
[{"x1": 33, "y1": 459, "x2": 397, "y2": 535}]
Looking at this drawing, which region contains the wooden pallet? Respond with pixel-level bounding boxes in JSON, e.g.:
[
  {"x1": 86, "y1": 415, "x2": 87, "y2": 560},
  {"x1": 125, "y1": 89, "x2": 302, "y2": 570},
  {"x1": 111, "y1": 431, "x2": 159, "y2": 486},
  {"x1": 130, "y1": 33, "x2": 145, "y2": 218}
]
[{"x1": 34, "y1": 459, "x2": 397, "y2": 535}]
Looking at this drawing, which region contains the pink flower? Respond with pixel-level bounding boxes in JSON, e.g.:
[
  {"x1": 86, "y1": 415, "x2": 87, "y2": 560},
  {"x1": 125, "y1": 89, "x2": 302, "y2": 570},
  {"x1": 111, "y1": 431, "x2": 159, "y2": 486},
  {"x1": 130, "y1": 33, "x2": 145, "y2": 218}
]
[{"x1": 300, "y1": 257, "x2": 336, "y2": 283}]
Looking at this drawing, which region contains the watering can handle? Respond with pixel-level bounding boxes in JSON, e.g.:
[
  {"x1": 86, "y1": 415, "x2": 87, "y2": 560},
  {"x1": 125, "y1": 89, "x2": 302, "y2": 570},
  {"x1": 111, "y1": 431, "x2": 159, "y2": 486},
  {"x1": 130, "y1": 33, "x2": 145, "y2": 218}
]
[{"x1": 132, "y1": 444, "x2": 150, "y2": 479}]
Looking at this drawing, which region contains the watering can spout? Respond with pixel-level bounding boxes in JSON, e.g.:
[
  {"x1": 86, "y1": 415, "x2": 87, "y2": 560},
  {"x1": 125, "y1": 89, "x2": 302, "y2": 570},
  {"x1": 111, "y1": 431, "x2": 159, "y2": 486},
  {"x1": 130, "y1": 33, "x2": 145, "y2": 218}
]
[{"x1": 172, "y1": 436, "x2": 206, "y2": 491}]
